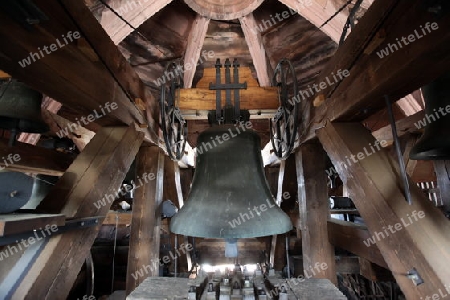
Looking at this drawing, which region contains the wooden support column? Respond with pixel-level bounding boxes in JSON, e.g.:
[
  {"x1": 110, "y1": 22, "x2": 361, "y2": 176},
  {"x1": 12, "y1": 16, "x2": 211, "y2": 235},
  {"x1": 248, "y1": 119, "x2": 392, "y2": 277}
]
[
  {"x1": 0, "y1": 127, "x2": 143, "y2": 299},
  {"x1": 183, "y1": 15, "x2": 210, "y2": 88},
  {"x1": 295, "y1": 143, "x2": 337, "y2": 285},
  {"x1": 126, "y1": 146, "x2": 164, "y2": 295},
  {"x1": 317, "y1": 122, "x2": 450, "y2": 299},
  {"x1": 239, "y1": 13, "x2": 271, "y2": 87},
  {"x1": 434, "y1": 160, "x2": 450, "y2": 213}
]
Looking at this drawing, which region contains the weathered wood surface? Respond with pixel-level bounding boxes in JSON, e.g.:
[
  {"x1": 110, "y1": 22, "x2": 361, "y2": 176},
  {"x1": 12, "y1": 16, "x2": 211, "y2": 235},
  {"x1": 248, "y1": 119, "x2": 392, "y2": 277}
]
[
  {"x1": 0, "y1": 139, "x2": 74, "y2": 176},
  {"x1": 318, "y1": 122, "x2": 450, "y2": 299},
  {"x1": 4, "y1": 126, "x2": 143, "y2": 299},
  {"x1": 296, "y1": 143, "x2": 337, "y2": 285},
  {"x1": 126, "y1": 146, "x2": 165, "y2": 294},
  {"x1": 0, "y1": 214, "x2": 65, "y2": 237},
  {"x1": 301, "y1": 0, "x2": 450, "y2": 144}
]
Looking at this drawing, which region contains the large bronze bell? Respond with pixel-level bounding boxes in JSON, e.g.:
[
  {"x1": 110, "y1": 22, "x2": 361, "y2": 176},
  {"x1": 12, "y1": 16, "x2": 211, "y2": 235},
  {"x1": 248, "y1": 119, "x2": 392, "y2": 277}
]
[
  {"x1": 410, "y1": 72, "x2": 450, "y2": 160},
  {"x1": 170, "y1": 124, "x2": 292, "y2": 238},
  {"x1": 0, "y1": 80, "x2": 48, "y2": 133}
]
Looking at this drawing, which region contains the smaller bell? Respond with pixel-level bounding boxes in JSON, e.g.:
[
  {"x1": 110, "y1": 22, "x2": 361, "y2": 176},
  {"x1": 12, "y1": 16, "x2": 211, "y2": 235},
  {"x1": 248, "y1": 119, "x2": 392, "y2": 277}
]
[
  {"x1": 0, "y1": 80, "x2": 49, "y2": 133},
  {"x1": 409, "y1": 72, "x2": 450, "y2": 160}
]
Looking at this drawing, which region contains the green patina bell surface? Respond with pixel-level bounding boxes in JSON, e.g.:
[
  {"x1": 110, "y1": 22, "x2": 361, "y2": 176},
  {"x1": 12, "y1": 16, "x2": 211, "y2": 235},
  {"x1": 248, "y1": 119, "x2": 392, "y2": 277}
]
[
  {"x1": 410, "y1": 72, "x2": 450, "y2": 160},
  {"x1": 0, "y1": 80, "x2": 48, "y2": 133},
  {"x1": 170, "y1": 124, "x2": 292, "y2": 238}
]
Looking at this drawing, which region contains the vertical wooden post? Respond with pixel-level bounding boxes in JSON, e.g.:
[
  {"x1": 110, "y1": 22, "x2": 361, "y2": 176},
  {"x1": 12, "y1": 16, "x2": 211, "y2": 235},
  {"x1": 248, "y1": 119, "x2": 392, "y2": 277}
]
[
  {"x1": 317, "y1": 122, "x2": 450, "y2": 299},
  {"x1": 295, "y1": 142, "x2": 337, "y2": 285},
  {"x1": 126, "y1": 146, "x2": 164, "y2": 294},
  {"x1": 434, "y1": 160, "x2": 450, "y2": 213}
]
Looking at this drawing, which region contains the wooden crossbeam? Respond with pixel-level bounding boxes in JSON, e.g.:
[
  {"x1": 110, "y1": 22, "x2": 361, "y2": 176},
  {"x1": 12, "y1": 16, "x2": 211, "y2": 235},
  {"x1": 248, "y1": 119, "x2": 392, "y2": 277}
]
[
  {"x1": 327, "y1": 219, "x2": 388, "y2": 269},
  {"x1": 318, "y1": 122, "x2": 450, "y2": 299},
  {"x1": 372, "y1": 110, "x2": 424, "y2": 145},
  {"x1": 0, "y1": 0, "x2": 158, "y2": 144},
  {"x1": 1, "y1": 126, "x2": 144, "y2": 299},
  {"x1": 0, "y1": 139, "x2": 74, "y2": 176},
  {"x1": 100, "y1": 0, "x2": 173, "y2": 45},
  {"x1": 0, "y1": 214, "x2": 65, "y2": 237},
  {"x1": 300, "y1": 0, "x2": 450, "y2": 144},
  {"x1": 178, "y1": 87, "x2": 279, "y2": 110}
]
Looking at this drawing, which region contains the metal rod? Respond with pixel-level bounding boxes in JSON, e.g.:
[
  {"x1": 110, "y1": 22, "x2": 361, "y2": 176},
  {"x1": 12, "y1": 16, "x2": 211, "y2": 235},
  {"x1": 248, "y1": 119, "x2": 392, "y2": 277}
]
[
  {"x1": 224, "y1": 58, "x2": 232, "y2": 107},
  {"x1": 385, "y1": 95, "x2": 413, "y2": 205},
  {"x1": 174, "y1": 234, "x2": 178, "y2": 278},
  {"x1": 233, "y1": 59, "x2": 240, "y2": 121},
  {"x1": 285, "y1": 234, "x2": 290, "y2": 279}
]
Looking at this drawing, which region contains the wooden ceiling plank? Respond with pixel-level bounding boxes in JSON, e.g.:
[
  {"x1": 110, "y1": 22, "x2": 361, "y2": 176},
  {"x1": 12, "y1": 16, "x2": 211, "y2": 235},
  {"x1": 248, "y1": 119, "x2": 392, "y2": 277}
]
[
  {"x1": 100, "y1": 0, "x2": 174, "y2": 45},
  {"x1": 239, "y1": 13, "x2": 271, "y2": 87},
  {"x1": 183, "y1": 14, "x2": 210, "y2": 88},
  {"x1": 300, "y1": 0, "x2": 450, "y2": 144}
]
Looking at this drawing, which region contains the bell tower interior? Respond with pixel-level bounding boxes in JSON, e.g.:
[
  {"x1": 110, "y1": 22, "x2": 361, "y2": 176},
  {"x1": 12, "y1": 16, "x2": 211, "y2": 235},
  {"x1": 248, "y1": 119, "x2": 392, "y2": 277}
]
[{"x1": 0, "y1": 0, "x2": 449, "y2": 299}]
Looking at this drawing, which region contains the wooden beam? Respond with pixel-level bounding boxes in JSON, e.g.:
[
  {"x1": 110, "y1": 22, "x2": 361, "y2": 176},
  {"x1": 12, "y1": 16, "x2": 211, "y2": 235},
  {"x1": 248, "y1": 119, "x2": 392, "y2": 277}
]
[
  {"x1": 183, "y1": 15, "x2": 210, "y2": 88},
  {"x1": 42, "y1": 110, "x2": 95, "y2": 151},
  {"x1": 372, "y1": 110, "x2": 425, "y2": 145},
  {"x1": 0, "y1": 214, "x2": 65, "y2": 237},
  {"x1": 300, "y1": 0, "x2": 450, "y2": 143},
  {"x1": 434, "y1": 160, "x2": 450, "y2": 213},
  {"x1": 239, "y1": 13, "x2": 271, "y2": 87},
  {"x1": 2, "y1": 126, "x2": 144, "y2": 299},
  {"x1": 60, "y1": 0, "x2": 159, "y2": 139},
  {"x1": 278, "y1": 0, "x2": 348, "y2": 42},
  {"x1": 178, "y1": 87, "x2": 278, "y2": 110},
  {"x1": 103, "y1": 212, "x2": 132, "y2": 226},
  {"x1": 296, "y1": 143, "x2": 337, "y2": 285},
  {"x1": 100, "y1": 0, "x2": 173, "y2": 45},
  {"x1": 0, "y1": 0, "x2": 158, "y2": 144},
  {"x1": 317, "y1": 122, "x2": 450, "y2": 299},
  {"x1": 126, "y1": 146, "x2": 164, "y2": 295},
  {"x1": 327, "y1": 219, "x2": 388, "y2": 269},
  {"x1": 0, "y1": 70, "x2": 11, "y2": 79},
  {"x1": 0, "y1": 139, "x2": 74, "y2": 176}
]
